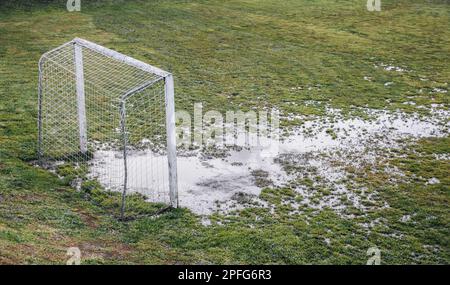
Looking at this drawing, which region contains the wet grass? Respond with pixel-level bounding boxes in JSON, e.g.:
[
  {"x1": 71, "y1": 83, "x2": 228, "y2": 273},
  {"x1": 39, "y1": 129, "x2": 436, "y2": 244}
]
[{"x1": 0, "y1": 0, "x2": 448, "y2": 264}]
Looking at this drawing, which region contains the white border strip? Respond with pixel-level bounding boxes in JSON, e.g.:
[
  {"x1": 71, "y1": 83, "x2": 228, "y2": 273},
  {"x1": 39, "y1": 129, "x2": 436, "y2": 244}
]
[{"x1": 73, "y1": 38, "x2": 170, "y2": 78}]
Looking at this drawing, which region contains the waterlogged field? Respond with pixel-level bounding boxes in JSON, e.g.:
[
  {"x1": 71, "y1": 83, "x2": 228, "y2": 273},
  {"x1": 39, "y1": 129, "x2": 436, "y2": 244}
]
[{"x1": 0, "y1": 0, "x2": 449, "y2": 264}]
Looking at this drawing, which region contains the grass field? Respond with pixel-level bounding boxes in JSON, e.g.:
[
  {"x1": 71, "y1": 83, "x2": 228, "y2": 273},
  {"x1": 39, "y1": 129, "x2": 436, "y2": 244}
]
[{"x1": 0, "y1": 0, "x2": 449, "y2": 264}]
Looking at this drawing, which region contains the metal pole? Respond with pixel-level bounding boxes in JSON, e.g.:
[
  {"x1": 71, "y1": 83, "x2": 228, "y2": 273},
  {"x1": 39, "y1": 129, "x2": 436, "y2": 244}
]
[
  {"x1": 37, "y1": 59, "x2": 44, "y2": 163},
  {"x1": 120, "y1": 100, "x2": 128, "y2": 219},
  {"x1": 164, "y1": 74, "x2": 178, "y2": 208},
  {"x1": 74, "y1": 43, "x2": 88, "y2": 154}
]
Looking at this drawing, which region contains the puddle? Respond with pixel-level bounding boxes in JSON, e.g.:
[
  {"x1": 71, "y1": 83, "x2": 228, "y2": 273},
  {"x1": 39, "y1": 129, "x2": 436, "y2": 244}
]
[
  {"x1": 374, "y1": 63, "x2": 408, "y2": 72},
  {"x1": 89, "y1": 108, "x2": 449, "y2": 215}
]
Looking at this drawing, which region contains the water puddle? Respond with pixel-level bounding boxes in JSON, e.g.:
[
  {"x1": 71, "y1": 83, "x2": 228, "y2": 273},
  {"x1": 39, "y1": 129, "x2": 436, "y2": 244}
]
[{"x1": 89, "y1": 108, "x2": 449, "y2": 215}]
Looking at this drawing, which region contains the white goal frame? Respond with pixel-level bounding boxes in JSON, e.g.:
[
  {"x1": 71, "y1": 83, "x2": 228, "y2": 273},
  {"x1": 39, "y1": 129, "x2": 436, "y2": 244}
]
[{"x1": 38, "y1": 38, "x2": 178, "y2": 209}]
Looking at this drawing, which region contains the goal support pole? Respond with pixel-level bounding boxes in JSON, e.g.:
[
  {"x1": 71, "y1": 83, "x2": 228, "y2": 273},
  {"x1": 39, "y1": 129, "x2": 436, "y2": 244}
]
[
  {"x1": 74, "y1": 43, "x2": 88, "y2": 154},
  {"x1": 37, "y1": 60, "x2": 44, "y2": 162},
  {"x1": 164, "y1": 74, "x2": 179, "y2": 208}
]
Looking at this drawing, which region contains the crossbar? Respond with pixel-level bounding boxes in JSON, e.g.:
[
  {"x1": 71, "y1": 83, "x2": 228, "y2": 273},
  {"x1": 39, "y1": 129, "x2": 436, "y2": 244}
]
[{"x1": 73, "y1": 38, "x2": 170, "y2": 78}]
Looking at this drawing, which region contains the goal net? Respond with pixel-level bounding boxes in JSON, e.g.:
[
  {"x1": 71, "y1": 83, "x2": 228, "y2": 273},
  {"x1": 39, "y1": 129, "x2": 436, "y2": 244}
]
[{"x1": 38, "y1": 38, "x2": 178, "y2": 211}]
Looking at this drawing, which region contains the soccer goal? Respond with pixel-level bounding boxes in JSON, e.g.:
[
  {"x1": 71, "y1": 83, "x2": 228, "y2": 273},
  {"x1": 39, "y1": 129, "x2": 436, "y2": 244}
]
[{"x1": 37, "y1": 38, "x2": 178, "y2": 212}]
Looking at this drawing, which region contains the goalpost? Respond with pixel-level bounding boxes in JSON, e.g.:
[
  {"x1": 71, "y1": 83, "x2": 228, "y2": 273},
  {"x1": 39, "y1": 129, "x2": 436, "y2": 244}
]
[{"x1": 38, "y1": 38, "x2": 178, "y2": 213}]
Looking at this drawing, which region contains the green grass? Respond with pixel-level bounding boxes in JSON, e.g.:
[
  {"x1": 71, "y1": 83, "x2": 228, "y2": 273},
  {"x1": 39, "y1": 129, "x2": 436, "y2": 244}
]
[{"x1": 0, "y1": 0, "x2": 448, "y2": 264}]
